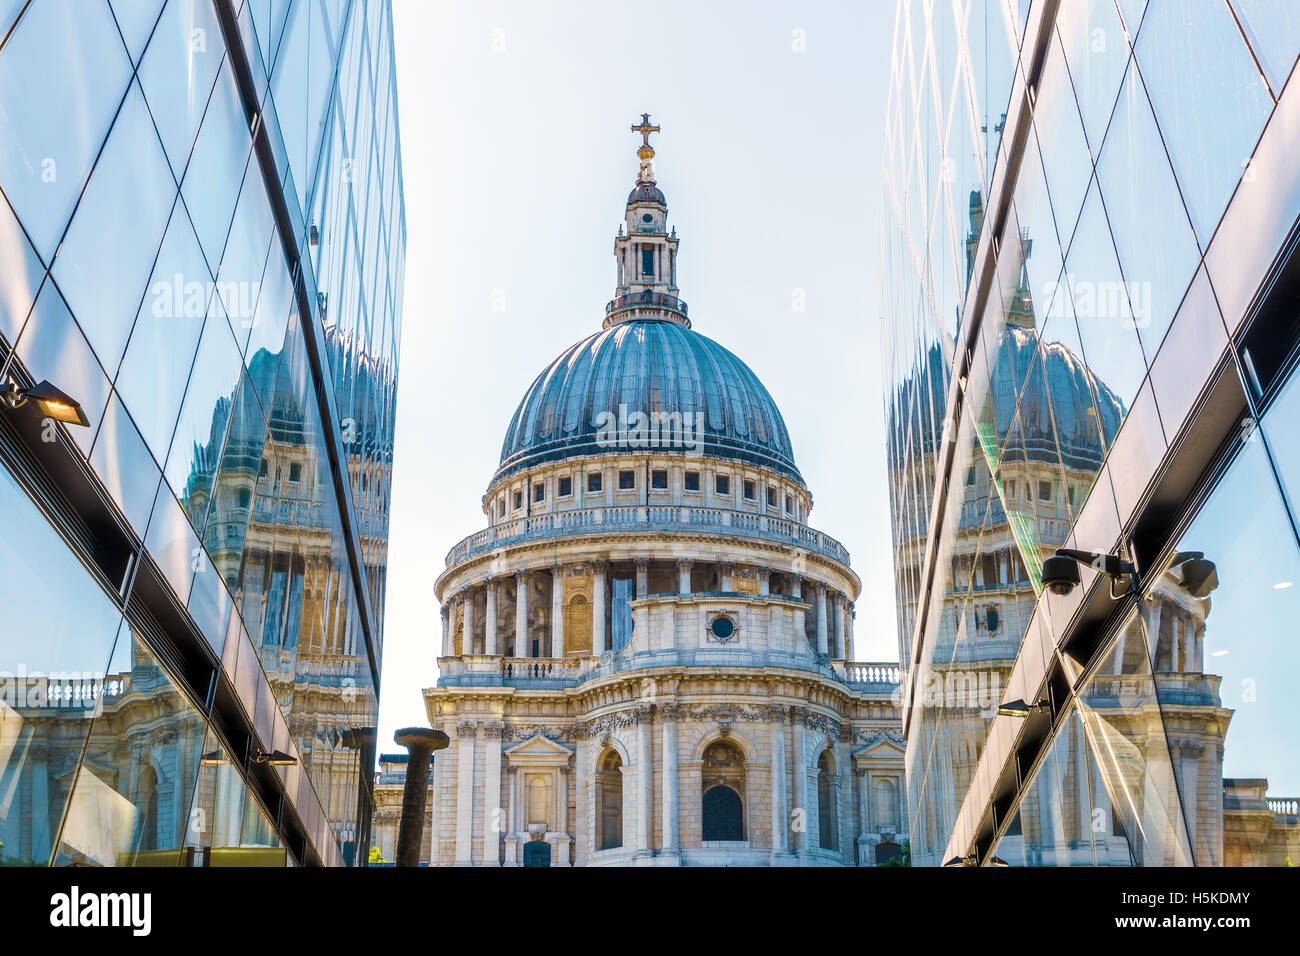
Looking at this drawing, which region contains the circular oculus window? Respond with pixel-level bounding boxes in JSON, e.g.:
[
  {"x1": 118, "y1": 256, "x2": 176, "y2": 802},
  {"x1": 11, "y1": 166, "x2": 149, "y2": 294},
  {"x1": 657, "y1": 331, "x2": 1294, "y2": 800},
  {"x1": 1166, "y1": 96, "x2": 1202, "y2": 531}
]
[{"x1": 708, "y1": 614, "x2": 737, "y2": 641}]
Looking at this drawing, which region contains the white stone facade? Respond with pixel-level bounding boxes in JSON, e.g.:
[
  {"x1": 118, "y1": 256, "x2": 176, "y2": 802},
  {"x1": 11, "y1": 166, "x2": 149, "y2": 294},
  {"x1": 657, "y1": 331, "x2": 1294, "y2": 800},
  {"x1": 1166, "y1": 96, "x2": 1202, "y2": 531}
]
[{"x1": 421, "y1": 119, "x2": 907, "y2": 866}]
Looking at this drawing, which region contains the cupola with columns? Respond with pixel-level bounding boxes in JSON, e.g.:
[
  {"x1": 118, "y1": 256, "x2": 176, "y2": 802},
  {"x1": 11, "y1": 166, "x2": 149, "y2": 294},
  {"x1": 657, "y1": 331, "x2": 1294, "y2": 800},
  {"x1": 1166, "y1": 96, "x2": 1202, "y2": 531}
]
[{"x1": 424, "y1": 116, "x2": 905, "y2": 868}]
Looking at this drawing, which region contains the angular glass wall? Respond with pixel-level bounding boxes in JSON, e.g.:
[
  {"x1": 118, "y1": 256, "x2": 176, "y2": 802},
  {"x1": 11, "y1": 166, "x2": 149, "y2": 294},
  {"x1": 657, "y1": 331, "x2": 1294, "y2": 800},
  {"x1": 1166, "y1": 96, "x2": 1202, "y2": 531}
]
[
  {"x1": 883, "y1": 0, "x2": 1298, "y2": 864},
  {"x1": 0, "y1": 0, "x2": 403, "y2": 866}
]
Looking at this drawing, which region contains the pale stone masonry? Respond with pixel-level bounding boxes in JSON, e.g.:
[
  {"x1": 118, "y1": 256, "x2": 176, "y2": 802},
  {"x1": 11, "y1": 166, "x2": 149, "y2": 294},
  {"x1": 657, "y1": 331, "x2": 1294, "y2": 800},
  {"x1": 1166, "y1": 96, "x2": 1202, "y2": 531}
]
[{"x1": 422, "y1": 119, "x2": 908, "y2": 866}]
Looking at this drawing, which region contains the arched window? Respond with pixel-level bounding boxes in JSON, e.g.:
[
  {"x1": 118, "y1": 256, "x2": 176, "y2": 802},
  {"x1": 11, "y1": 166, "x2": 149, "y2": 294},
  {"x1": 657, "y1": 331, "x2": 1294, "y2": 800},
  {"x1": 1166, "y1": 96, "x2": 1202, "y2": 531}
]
[
  {"x1": 701, "y1": 740, "x2": 745, "y2": 841},
  {"x1": 596, "y1": 750, "x2": 623, "y2": 850},
  {"x1": 817, "y1": 750, "x2": 837, "y2": 850}
]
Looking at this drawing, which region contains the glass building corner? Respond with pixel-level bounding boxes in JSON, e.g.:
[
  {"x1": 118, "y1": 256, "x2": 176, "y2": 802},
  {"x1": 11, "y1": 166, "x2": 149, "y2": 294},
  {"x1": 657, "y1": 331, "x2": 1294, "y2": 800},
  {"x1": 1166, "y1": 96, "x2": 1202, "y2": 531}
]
[
  {"x1": 0, "y1": 0, "x2": 404, "y2": 867},
  {"x1": 883, "y1": 0, "x2": 1300, "y2": 867}
]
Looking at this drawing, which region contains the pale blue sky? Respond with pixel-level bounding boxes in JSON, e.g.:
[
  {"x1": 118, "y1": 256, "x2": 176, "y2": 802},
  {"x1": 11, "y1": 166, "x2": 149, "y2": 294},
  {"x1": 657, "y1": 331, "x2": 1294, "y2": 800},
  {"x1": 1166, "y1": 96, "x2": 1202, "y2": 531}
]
[{"x1": 379, "y1": 0, "x2": 898, "y2": 751}]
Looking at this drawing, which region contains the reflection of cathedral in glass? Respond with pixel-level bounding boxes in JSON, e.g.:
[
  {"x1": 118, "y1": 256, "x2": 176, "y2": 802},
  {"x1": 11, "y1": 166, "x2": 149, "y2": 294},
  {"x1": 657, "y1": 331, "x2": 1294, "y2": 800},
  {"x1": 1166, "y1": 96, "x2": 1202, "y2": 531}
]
[
  {"x1": 0, "y1": 0, "x2": 402, "y2": 867},
  {"x1": 885, "y1": 0, "x2": 1300, "y2": 867}
]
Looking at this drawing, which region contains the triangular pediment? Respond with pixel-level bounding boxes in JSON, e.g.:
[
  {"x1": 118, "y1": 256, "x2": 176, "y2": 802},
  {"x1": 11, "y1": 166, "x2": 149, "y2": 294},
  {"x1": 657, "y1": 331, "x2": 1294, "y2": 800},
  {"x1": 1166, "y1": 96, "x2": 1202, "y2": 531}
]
[
  {"x1": 852, "y1": 736, "x2": 905, "y2": 760},
  {"x1": 503, "y1": 733, "x2": 574, "y2": 759}
]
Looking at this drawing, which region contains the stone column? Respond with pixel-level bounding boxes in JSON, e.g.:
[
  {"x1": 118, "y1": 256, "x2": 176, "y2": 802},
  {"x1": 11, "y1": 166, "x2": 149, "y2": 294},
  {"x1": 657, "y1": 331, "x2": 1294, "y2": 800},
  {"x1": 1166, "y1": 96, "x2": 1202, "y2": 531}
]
[
  {"x1": 661, "y1": 704, "x2": 680, "y2": 861},
  {"x1": 770, "y1": 715, "x2": 787, "y2": 859},
  {"x1": 454, "y1": 721, "x2": 476, "y2": 865},
  {"x1": 792, "y1": 714, "x2": 807, "y2": 854},
  {"x1": 556, "y1": 766, "x2": 571, "y2": 866},
  {"x1": 846, "y1": 602, "x2": 855, "y2": 660},
  {"x1": 462, "y1": 588, "x2": 476, "y2": 656},
  {"x1": 830, "y1": 593, "x2": 843, "y2": 659},
  {"x1": 719, "y1": 562, "x2": 733, "y2": 592},
  {"x1": 393, "y1": 727, "x2": 449, "y2": 867},
  {"x1": 791, "y1": 576, "x2": 803, "y2": 600},
  {"x1": 551, "y1": 567, "x2": 564, "y2": 658},
  {"x1": 592, "y1": 561, "x2": 608, "y2": 655},
  {"x1": 483, "y1": 722, "x2": 503, "y2": 866},
  {"x1": 515, "y1": 571, "x2": 529, "y2": 658},
  {"x1": 634, "y1": 557, "x2": 649, "y2": 597},
  {"x1": 440, "y1": 604, "x2": 452, "y2": 657},
  {"x1": 636, "y1": 706, "x2": 653, "y2": 854},
  {"x1": 505, "y1": 766, "x2": 519, "y2": 866},
  {"x1": 759, "y1": 572, "x2": 770, "y2": 596},
  {"x1": 484, "y1": 579, "x2": 498, "y2": 656},
  {"x1": 815, "y1": 585, "x2": 829, "y2": 655},
  {"x1": 676, "y1": 558, "x2": 692, "y2": 596}
]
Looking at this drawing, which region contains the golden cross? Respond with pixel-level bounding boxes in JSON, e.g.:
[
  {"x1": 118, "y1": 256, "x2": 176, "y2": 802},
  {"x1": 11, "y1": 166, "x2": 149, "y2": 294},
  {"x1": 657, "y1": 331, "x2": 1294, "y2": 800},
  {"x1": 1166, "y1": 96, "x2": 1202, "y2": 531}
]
[{"x1": 631, "y1": 113, "x2": 660, "y2": 147}]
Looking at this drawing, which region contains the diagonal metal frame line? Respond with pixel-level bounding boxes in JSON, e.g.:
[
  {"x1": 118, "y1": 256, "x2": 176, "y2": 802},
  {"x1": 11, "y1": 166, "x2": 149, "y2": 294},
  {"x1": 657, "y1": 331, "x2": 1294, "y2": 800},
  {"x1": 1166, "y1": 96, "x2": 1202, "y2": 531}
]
[{"x1": 212, "y1": 0, "x2": 383, "y2": 689}]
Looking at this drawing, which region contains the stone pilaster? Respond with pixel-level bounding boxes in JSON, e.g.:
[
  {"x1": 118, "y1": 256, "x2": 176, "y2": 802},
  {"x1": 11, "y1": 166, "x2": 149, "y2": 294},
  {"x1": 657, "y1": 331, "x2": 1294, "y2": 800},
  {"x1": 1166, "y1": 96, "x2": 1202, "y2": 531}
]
[
  {"x1": 551, "y1": 566, "x2": 564, "y2": 658},
  {"x1": 485, "y1": 578, "x2": 498, "y2": 656},
  {"x1": 515, "y1": 571, "x2": 529, "y2": 658},
  {"x1": 592, "y1": 561, "x2": 608, "y2": 654}
]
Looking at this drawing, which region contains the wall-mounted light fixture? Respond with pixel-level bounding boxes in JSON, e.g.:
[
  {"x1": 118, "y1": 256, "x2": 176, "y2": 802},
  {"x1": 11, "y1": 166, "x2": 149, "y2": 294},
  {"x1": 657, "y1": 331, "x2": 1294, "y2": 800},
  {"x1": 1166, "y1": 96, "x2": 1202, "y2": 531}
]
[
  {"x1": 2, "y1": 379, "x2": 89, "y2": 426},
  {"x1": 997, "y1": 698, "x2": 1052, "y2": 719},
  {"x1": 249, "y1": 748, "x2": 297, "y2": 766}
]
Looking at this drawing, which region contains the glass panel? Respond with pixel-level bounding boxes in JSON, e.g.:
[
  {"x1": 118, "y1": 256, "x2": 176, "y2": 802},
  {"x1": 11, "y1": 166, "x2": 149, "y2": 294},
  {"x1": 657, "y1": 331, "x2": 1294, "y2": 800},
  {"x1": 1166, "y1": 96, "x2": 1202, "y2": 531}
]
[
  {"x1": 1154, "y1": 429, "x2": 1300, "y2": 865},
  {"x1": 52, "y1": 81, "x2": 176, "y2": 373},
  {"x1": 203, "y1": 369, "x2": 268, "y2": 589},
  {"x1": 0, "y1": 193, "x2": 46, "y2": 346},
  {"x1": 1056, "y1": 0, "x2": 1131, "y2": 152},
  {"x1": 138, "y1": 0, "x2": 224, "y2": 178},
  {"x1": 11, "y1": 280, "x2": 113, "y2": 456},
  {"x1": 1077, "y1": 608, "x2": 1195, "y2": 865},
  {"x1": 90, "y1": 391, "x2": 162, "y2": 536},
  {"x1": 108, "y1": 0, "x2": 165, "y2": 66},
  {"x1": 162, "y1": 297, "x2": 243, "y2": 533},
  {"x1": 143, "y1": 478, "x2": 201, "y2": 604},
  {"x1": 181, "y1": 61, "x2": 252, "y2": 270},
  {"x1": 52, "y1": 629, "x2": 207, "y2": 866},
  {"x1": 1135, "y1": 0, "x2": 1273, "y2": 243},
  {"x1": 185, "y1": 731, "x2": 245, "y2": 851},
  {"x1": 0, "y1": 467, "x2": 125, "y2": 867},
  {"x1": 1031, "y1": 35, "x2": 1094, "y2": 246},
  {"x1": 1095, "y1": 63, "x2": 1201, "y2": 355},
  {"x1": 1063, "y1": 180, "x2": 1146, "y2": 425},
  {"x1": 0, "y1": 0, "x2": 132, "y2": 259},
  {"x1": 116, "y1": 200, "x2": 210, "y2": 462},
  {"x1": 1231, "y1": 0, "x2": 1300, "y2": 97},
  {"x1": 217, "y1": 162, "x2": 276, "y2": 353}
]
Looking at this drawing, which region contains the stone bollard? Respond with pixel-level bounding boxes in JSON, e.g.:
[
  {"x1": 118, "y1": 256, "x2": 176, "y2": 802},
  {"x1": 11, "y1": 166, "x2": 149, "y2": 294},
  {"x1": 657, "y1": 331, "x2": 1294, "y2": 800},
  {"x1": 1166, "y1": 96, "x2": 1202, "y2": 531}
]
[{"x1": 393, "y1": 727, "x2": 449, "y2": 867}]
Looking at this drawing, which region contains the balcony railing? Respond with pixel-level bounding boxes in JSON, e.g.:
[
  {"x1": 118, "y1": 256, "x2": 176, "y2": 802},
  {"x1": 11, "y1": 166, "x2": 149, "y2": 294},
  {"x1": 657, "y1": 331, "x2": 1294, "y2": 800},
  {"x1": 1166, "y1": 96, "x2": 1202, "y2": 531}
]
[
  {"x1": 1267, "y1": 797, "x2": 1299, "y2": 815},
  {"x1": 840, "y1": 662, "x2": 901, "y2": 687},
  {"x1": 444, "y1": 504, "x2": 851, "y2": 568},
  {"x1": 605, "y1": 290, "x2": 687, "y2": 317},
  {"x1": 437, "y1": 653, "x2": 899, "y2": 692}
]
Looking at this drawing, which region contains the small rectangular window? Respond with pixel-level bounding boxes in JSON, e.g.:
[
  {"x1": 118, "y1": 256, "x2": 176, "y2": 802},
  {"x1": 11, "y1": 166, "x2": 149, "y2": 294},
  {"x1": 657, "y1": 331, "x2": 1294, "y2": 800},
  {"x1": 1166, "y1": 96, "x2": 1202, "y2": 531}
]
[
  {"x1": 619, "y1": 470, "x2": 635, "y2": 490},
  {"x1": 1067, "y1": 485, "x2": 1075, "y2": 506},
  {"x1": 684, "y1": 471, "x2": 700, "y2": 492},
  {"x1": 498, "y1": 497, "x2": 506, "y2": 517},
  {"x1": 288, "y1": 462, "x2": 302, "y2": 483},
  {"x1": 641, "y1": 247, "x2": 654, "y2": 276},
  {"x1": 588, "y1": 473, "x2": 602, "y2": 493},
  {"x1": 558, "y1": 476, "x2": 572, "y2": 497},
  {"x1": 785, "y1": 496, "x2": 793, "y2": 514},
  {"x1": 534, "y1": 482, "x2": 545, "y2": 502},
  {"x1": 258, "y1": 458, "x2": 268, "y2": 479},
  {"x1": 1038, "y1": 480, "x2": 1051, "y2": 502},
  {"x1": 767, "y1": 487, "x2": 777, "y2": 507},
  {"x1": 651, "y1": 469, "x2": 668, "y2": 490},
  {"x1": 743, "y1": 480, "x2": 756, "y2": 500},
  {"x1": 514, "y1": 490, "x2": 523, "y2": 510},
  {"x1": 715, "y1": 474, "x2": 730, "y2": 495}
]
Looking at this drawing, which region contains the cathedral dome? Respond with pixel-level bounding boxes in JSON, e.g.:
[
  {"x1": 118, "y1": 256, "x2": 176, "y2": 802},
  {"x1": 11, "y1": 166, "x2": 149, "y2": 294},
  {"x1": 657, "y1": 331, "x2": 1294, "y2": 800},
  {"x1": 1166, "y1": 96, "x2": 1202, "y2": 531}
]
[{"x1": 496, "y1": 318, "x2": 801, "y2": 483}]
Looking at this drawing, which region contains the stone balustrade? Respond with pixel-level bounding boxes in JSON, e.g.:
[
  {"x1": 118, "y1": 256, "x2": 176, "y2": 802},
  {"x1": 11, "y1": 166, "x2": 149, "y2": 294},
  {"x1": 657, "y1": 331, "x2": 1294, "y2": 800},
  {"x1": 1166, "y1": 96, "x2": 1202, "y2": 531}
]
[
  {"x1": 444, "y1": 504, "x2": 851, "y2": 569},
  {"x1": 1267, "y1": 797, "x2": 1299, "y2": 815}
]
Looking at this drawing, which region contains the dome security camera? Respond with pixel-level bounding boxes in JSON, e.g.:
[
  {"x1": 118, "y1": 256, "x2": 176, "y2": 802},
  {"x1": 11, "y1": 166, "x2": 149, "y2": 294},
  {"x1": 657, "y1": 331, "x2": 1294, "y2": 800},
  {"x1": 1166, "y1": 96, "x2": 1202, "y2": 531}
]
[{"x1": 1041, "y1": 554, "x2": 1082, "y2": 596}]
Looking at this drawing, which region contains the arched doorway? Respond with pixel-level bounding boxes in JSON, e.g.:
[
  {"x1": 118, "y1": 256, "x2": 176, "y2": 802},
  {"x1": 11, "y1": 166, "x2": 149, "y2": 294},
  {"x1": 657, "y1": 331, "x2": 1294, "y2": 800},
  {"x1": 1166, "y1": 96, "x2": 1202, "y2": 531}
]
[
  {"x1": 701, "y1": 739, "x2": 745, "y2": 841},
  {"x1": 522, "y1": 840, "x2": 551, "y2": 867},
  {"x1": 596, "y1": 750, "x2": 623, "y2": 850}
]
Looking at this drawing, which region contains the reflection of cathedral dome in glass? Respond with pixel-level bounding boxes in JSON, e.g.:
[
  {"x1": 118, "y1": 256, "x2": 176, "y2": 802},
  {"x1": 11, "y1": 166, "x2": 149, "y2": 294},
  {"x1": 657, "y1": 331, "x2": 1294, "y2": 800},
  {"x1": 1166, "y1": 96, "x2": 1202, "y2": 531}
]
[
  {"x1": 496, "y1": 318, "x2": 801, "y2": 482},
  {"x1": 991, "y1": 326, "x2": 1124, "y2": 471}
]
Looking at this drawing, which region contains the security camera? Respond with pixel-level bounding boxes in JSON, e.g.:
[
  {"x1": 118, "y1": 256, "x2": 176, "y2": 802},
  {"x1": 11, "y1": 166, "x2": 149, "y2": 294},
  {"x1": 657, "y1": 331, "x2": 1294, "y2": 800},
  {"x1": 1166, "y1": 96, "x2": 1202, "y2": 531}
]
[
  {"x1": 1041, "y1": 554, "x2": 1081, "y2": 596},
  {"x1": 1040, "y1": 547, "x2": 1138, "y2": 598}
]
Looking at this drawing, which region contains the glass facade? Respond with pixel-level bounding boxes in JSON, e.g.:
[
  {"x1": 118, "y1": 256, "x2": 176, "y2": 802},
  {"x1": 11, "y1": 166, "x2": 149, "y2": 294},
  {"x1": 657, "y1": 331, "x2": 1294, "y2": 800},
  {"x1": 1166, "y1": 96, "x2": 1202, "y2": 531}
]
[
  {"x1": 0, "y1": 0, "x2": 403, "y2": 867},
  {"x1": 884, "y1": 0, "x2": 1300, "y2": 866}
]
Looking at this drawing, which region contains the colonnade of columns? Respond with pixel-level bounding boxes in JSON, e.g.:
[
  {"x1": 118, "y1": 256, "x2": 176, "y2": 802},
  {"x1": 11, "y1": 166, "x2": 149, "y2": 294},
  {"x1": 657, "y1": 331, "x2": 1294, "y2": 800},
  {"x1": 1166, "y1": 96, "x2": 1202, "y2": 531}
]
[{"x1": 438, "y1": 560, "x2": 857, "y2": 661}]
